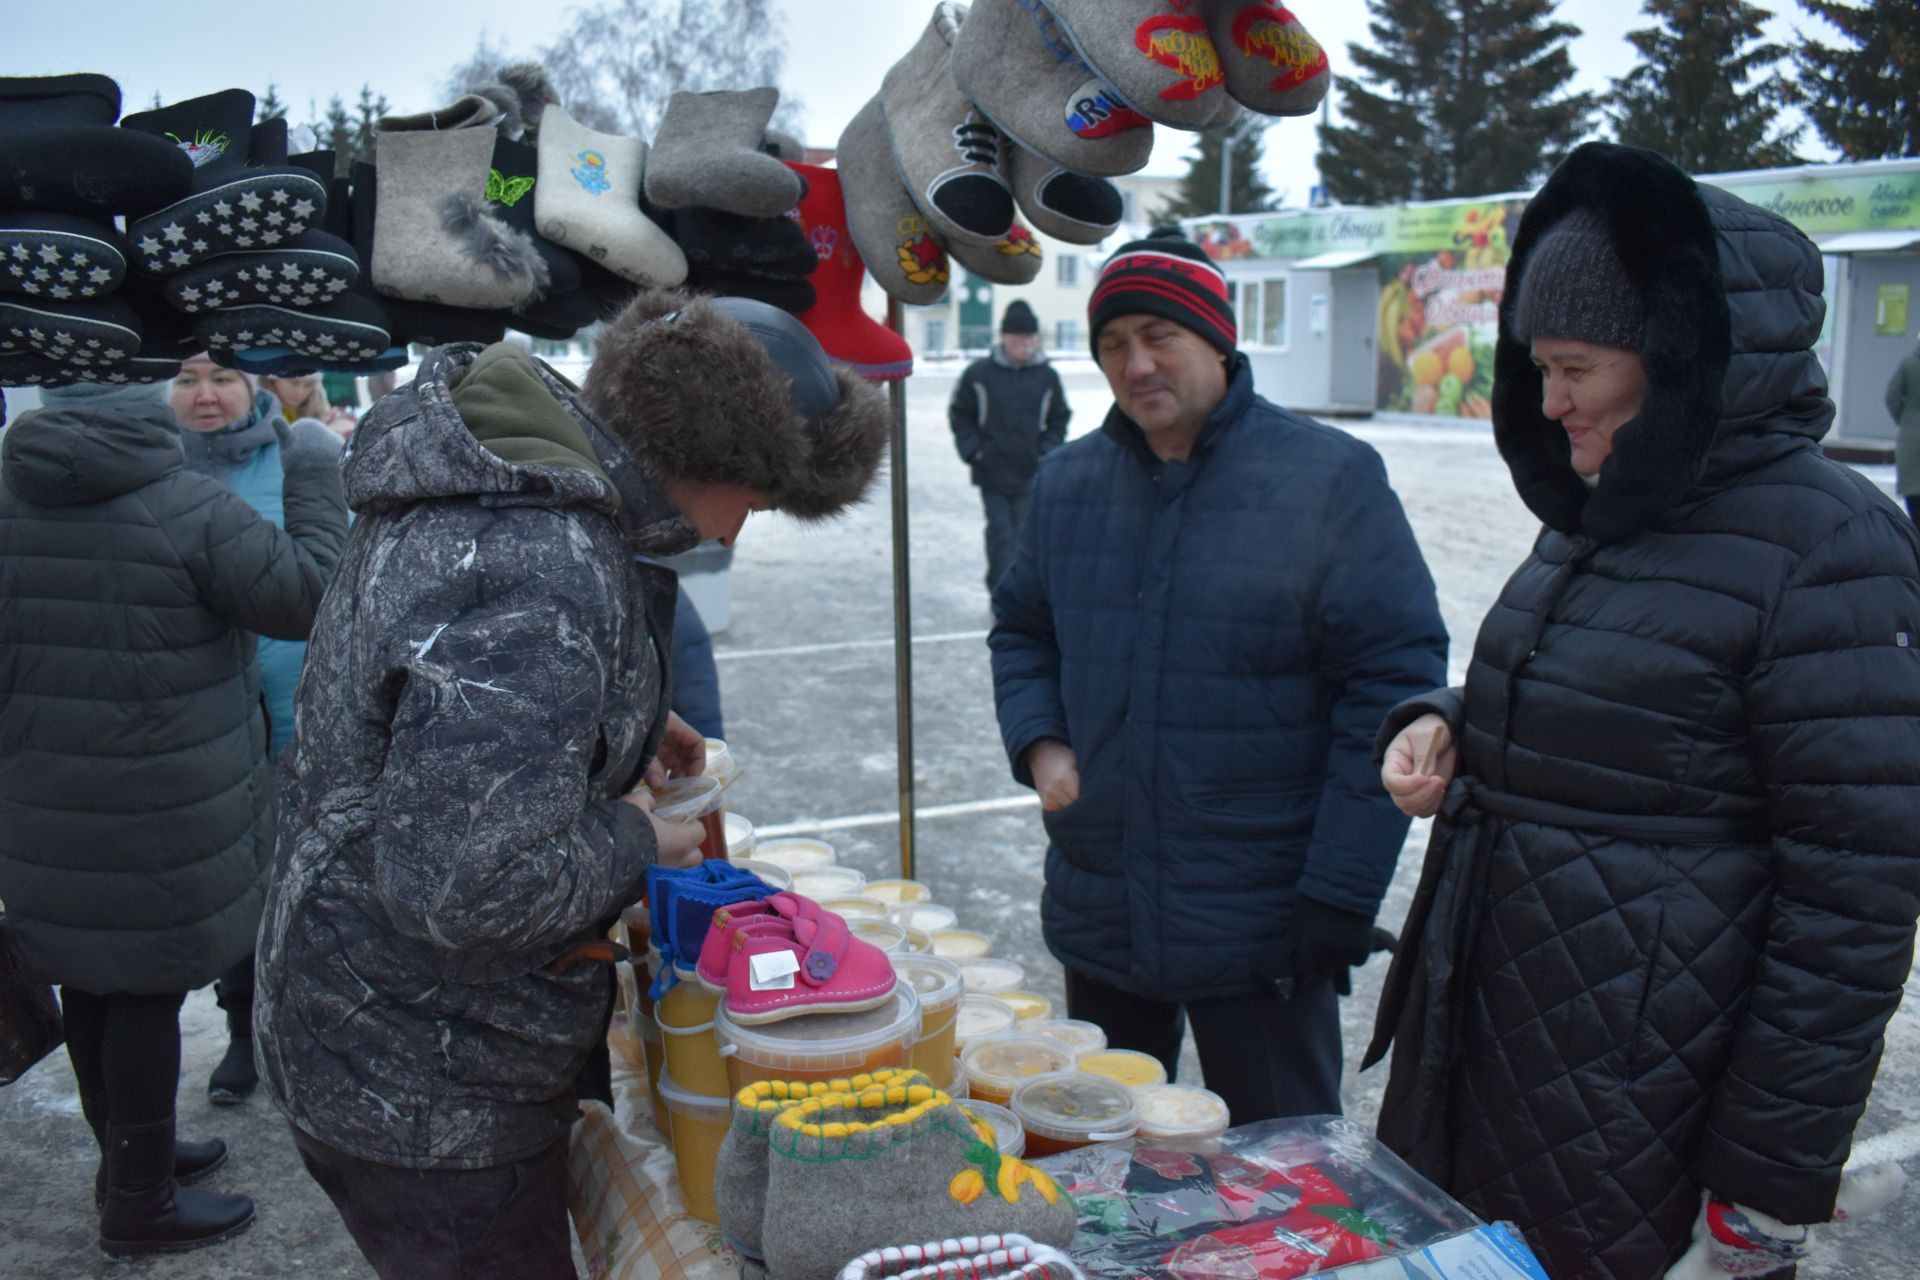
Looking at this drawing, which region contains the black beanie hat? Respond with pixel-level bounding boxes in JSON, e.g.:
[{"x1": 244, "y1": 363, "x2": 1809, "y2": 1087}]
[
  {"x1": 1512, "y1": 208, "x2": 1644, "y2": 351},
  {"x1": 1000, "y1": 299, "x2": 1038, "y2": 334},
  {"x1": 1088, "y1": 227, "x2": 1236, "y2": 358}
]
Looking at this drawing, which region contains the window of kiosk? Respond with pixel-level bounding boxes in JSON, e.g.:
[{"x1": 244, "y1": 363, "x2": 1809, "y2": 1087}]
[{"x1": 1239, "y1": 277, "x2": 1289, "y2": 351}]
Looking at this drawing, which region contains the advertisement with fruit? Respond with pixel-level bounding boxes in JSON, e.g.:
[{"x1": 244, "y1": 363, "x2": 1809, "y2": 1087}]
[{"x1": 1376, "y1": 199, "x2": 1525, "y2": 418}]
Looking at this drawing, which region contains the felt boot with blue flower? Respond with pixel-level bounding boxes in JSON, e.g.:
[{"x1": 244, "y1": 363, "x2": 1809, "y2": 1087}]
[
  {"x1": 762, "y1": 1087, "x2": 1075, "y2": 1280},
  {"x1": 533, "y1": 106, "x2": 685, "y2": 289}
]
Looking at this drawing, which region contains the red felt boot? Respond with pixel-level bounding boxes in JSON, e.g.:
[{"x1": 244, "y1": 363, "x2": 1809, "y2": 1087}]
[{"x1": 784, "y1": 159, "x2": 914, "y2": 383}]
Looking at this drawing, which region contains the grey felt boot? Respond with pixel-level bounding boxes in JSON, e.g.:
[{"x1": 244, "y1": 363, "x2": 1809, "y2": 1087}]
[
  {"x1": 836, "y1": 99, "x2": 952, "y2": 307},
  {"x1": 951, "y1": 0, "x2": 1155, "y2": 177},
  {"x1": 946, "y1": 220, "x2": 1044, "y2": 287},
  {"x1": 1004, "y1": 140, "x2": 1123, "y2": 245},
  {"x1": 761, "y1": 1085, "x2": 1076, "y2": 1280},
  {"x1": 644, "y1": 88, "x2": 803, "y2": 218},
  {"x1": 1205, "y1": 0, "x2": 1331, "y2": 118},
  {"x1": 534, "y1": 105, "x2": 686, "y2": 288},
  {"x1": 370, "y1": 126, "x2": 550, "y2": 309},
  {"x1": 878, "y1": 4, "x2": 1015, "y2": 248},
  {"x1": 1045, "y1": 0, "x2": 1230, "y2": 130}
]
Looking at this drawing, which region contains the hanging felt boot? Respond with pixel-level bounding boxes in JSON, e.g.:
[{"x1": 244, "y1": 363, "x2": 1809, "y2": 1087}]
[
  {"x1": 1204, "y1": 1, "x2": 1330, "y2": 117},
  {"x1": 370, "y1": 124, "x2": 550, "y2": 309},
  {"x1": 946, "y1": 220, "x2": 1044, "y2": 287},
  {"x1": 159, "y1": 228, "x2": 359, "y2": 315},
  {"x1": 1003, "y1": 140, "x2": 1122, "y2": 245},
  {"x1": 762, "y1": 1086, "x2": 1076, "y2": 1280},
  {"x1": 80, "y1": 1090, "x2": 227, "y2": 1210},
  {"x1": 668, "y1": 206, "x2": 819, "y2": 282},
  {"x1": 533, "y1": 105, "x2": 686, "y2": 288},
  {"x1": 195, "y1": 290, "x2": 394, "y2": 366},
  {"x1": 645, "y1": 87, "x2": 804, "y2": 218},
  {"x1": 121, "y1": 89, "x2": 329, "y2": 275},
  {"x1": 98, "y1": 1117, "x2": 255, "y2": 1259},
  {"x1": 951, "y1": 0, "x2": 1155, "y2": 177},
  {"x1": 0, "y1": 294, "x2": 142, "y2": 366},
  {"x1": 835, "y1": 100, "x2": 951, "y2": 311},
  {"x1": 206, "y1": 995, "x2": 256, "y2": 1106},
  {"x1": 0, "y1": 74, "x2": 193, "y2": 219},
  {"x1": 1044, "y1": 0, "x2": 1229, "y2": 130},
  {"x1": 0, "y1": 212, "x2": 131, "y2": 302},
  {"x1": 879, "y1": 4, "x2": 1015, "y2": 248}
]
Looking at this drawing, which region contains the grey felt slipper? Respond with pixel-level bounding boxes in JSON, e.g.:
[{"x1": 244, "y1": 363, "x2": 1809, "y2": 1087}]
[
  {"x1": 946, "y1": 221, "x2": 1044, "y2": 287},
  {"x1": 836, "y1": 99, "x2": 953, "y2": 307},
  {"x1": 160, "y1": 229, "x2": 359, "y2": 314},
  {"x1": 879, "y1": 3, "x2": 1015, "y2": 247},
  {"x1": 376, "y1": 94, "x2": 501, "y2": 133},
  {"x1": 645, "y1": 87, "x2": 803, "y2": 217},
  {"x1": 1046, "y1": 0, "x2": 1230, "y2": 130},
  {"x1": 1205, "y1": 1, "x2": 1330, "y2": 117},
  {"x1": 1003, "y1": 140, "x2": 1122, "y2": 245},
  {"x1": 0, "y1": 212, "x2": 129, "y2": 301},
  {"x1": 951, "y1": 0, "x2": 1154, "y2": 177}
]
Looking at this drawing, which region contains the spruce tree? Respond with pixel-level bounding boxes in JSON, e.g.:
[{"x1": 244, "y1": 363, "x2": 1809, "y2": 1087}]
[
  {"x1": 257, "y1": 82, "x2": 286, "y2": 123},
  {"x1": 323, "y1": 95, "x2": 354, "y2": 172},
  {"x1": 1318, "y1": 0, "x2": 1594, "y2": 203},
  {"x1": 1612, "y1": 1, "x2": 1801, "y2": 172},
  {"x1": 1795, "y1": 0, "x2": 1920, "y2": 160},
  {"x1": 1158, "y1": 118, "x2": 1279, "y2": 219},
  {"x1": 351, "y1": 85, "x2": 391, "y2": 167}
]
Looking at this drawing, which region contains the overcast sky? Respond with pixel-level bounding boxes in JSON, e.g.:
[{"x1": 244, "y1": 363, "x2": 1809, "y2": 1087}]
[{"x1": 7, "y1": 0, "x2": 1835, "y2": 202}]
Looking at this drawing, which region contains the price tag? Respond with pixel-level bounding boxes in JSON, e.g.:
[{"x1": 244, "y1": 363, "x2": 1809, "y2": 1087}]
[{"x1": 749, "y1": 950, "x2": 800, "y2": 991}]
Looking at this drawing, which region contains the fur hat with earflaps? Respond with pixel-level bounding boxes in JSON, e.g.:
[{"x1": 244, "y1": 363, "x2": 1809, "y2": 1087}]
[{"x1": 581, "y1": 288, "x2": 890, "y2": 520}]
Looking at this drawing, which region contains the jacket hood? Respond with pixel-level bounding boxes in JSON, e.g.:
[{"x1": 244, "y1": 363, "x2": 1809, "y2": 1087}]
[
  {"x1": 992, "y1": 343, "x2": 1050, "y2": 370},
  {"x1": 342, "y1": 343, "x2": 699, "y2": 555},
  {"x1": 1, "y1": 396, "x2": 184, "y2": 507},
  {"x1": 1493, "y1": 142, "x2": 1831, "y2": 543},
  {"x1": 177, "y1": 389, "x2": 280, "y2": 476}
]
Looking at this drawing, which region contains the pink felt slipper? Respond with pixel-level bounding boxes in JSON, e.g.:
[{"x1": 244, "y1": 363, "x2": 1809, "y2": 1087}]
[{"x1": 724, "y1": 907, "x2": 898, "y2": 1025}]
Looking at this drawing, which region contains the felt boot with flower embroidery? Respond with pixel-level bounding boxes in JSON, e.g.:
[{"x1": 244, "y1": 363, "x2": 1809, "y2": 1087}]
[
  {"x1": 762, "y1": 1086, "x2": 1075, "y2": 1280},
  {"x1": 785, "y1": 158, "x2": 913, "y2": 380},
  {"x1": 715, "y1": 1070, "x2": 932, "y2": 1265},
  {"x1": 835, "y1": 99, "x2": 950, "y2": 310}
]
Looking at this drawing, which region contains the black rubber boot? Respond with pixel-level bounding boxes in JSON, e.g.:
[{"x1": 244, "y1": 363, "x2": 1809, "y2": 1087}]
[
  {"x1": 98, "y1": 1117, "x2": 254, "y2": 1259},
  {"x1": 206, "y1": 998, "x2": 257, "y2": 1106},
  {"x1": 81, "y1": 1088, "x2": 228, "y2": 1207}
]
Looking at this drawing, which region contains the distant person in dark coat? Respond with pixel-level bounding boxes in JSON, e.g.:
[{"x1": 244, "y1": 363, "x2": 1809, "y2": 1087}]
[
  {"x1": 1888, "y1": 333, "x2": 1920, "y2": 525},
  {"x1": 989, "y1": 229, "x2": 1448, "y2": 1126},
  {"x1": 1374, "y1": 144, "x2": 1920, "y2": 1279},
  {"x1": 949, "y1": 299, "x2": 1069, "y2": 591},
  {"x1": 0, "y1": 379, "x2": 345, "y2": 1258}
]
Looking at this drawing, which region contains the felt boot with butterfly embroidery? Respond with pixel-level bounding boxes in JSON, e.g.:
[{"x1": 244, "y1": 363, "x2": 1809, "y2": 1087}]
[
  {"x1": 370, "y1": 124, "x2": 550, "y2": 309},
  {"x1": 533, "y1": 105, "x2": 686, "y2": 289},
  {"x1": 878, "y1": 3, "x2": 1015, "y2": 248}
]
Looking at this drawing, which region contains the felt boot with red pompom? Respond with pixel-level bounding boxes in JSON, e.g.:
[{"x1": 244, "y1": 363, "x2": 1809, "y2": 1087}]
[{"x1": 786, "y1": 159, "x2": 913, "y2": 382}]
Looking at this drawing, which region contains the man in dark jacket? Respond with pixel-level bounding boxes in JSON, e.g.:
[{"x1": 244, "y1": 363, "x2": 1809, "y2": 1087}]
[
  {"x1": 989, "y1": 229, "x2": 1448, "y2": 1124},
  {"x1": 950, "y1": 299, "x2": 1069, "y2": 591},
  {"x1": 254, "y1": 293, "x2": 887, "y2": 1280}
]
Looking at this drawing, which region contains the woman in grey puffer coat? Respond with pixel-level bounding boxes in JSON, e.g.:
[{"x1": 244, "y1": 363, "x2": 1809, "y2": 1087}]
[{"x1": 0, "y1": 379, "x2": 345, "y2": 1258}]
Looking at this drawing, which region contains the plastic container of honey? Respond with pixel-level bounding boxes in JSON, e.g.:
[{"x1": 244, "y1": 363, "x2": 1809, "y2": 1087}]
[
  {"x1": 724, "y1": 812, "x2": 756, "y2": 859},
  {"x1": 1133, "y1": 1084, "x2": 1231, "y2": 1145},
  {"x1": 961, "y1": 1033, "x2": 1077, "y2": 1106},
  {"x1": 850, "y1": 918, "x2": 908, "y2": 954},
  {"x1": 1075, "y1": 1048, "x2": 1169, "y2": 1091},
  {"x1": 892, "y1": 903, "x2": 959, "y2": 933},
  {"x1": 943, "y1": 1052, "x2": 971, "y2": 1100},
  {"x1": 715, "y1": 983, "x2": 921, "y2": 1092},
  {"x1": 953, "y1": 995, "x2": 1019, "y2": 1060},
  {"x1": 956, "y1": 957, "x2": 1027, "y2": 995},
  {"x1": 861, "y1": 878, "x2": 931, "y2": 905},
  {"x1": 891, "y1": 954, "x2": 964, "y2": 1077},
  {"x1": 732, "y1": 857, "x2": 792, "y2": 892},
  {"x1": 701, "y1": 738, "x2": 738, "y2": 787},
  {"x1": 656, "y1": 1070, "x2": 730, "y2": 1223},
  {"x1": 819, "y1": 895, "x2": 891, "y2": 920},
  {"x1": 903, "y1": 927, "x2": 933, "y2": 953},
  {"x1": 651, "y1": 775, "x2": 731, "y2": 859},
  {"x1": 633, "y1": 1010, "x2": 668, "y2": 1140},
  {"x1": 788, "y1": 865, "x2": 868, "y2": 900},
  {"x1": 1011, "y1": 1071, "x2": 1138, "y2": 1157},
  {"x1": 1026, "y1": 1018, "x2": 1107, "y2": 1057},
  {"x1": 656, "y1": 974, "x2": 729, "y2": 1097},
  {"x1": 991, "y1": 991, "x2": 1054, "y2": 1022},
  {"x1": 957, "y1": 1097, "x2": 1026, "y2": 1158},
  {"x1": 752, "y1": 837, "x2": 837, "y2": 870},
  {"x1": 929, "y1": 928, "x2": 992, "y2": 960}
]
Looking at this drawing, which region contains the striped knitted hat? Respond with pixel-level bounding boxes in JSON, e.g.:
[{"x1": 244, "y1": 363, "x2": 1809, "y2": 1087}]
[{"x1": 1088, "y1": 228, "x2": 1236, "y2": 358}]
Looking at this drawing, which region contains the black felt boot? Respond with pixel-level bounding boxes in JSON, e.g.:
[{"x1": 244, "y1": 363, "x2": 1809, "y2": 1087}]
[
  {"x1": 81, "y1": 1089, "x2": 228, "y2": 1209},
  {"x1": 98, "y1": 1118, "x2": 254, "y2": 1259},
  {"x1": 205, "y1": 998, "x2": 257, "y2": 1106}
]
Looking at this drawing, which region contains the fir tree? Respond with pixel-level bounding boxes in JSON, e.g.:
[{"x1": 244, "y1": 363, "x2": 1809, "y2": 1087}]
[
  {"x1": 323, "y1": 95, "x2": 353, "y2": 171},
  {"x1": 1318, "y1": 0, "x2": 1594, "y2": 204},
  {"x1": 1612, "y1": 1, "x2": 1801, "y2": 172},
  {"x1": 1795, "y1": 0, "x2": 1920, "y2": 160},
  {"x1": 1157, "y1": 118, "x2": 1279, "y2": 219},
  {"x1": 351, "y1": 85, "x2": 391, "y2": 167},
  {"x1": 258, "y1": 82, "x2": 286, "y2": 123}
]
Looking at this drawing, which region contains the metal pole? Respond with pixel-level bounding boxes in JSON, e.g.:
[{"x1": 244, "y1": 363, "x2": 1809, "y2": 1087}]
[
  {"x1": 887, "y1": 296, "x2": 916, "y2": 879},
  {"x1": 1218, "y1": 119, "x2": 1232, "y2": 216}
]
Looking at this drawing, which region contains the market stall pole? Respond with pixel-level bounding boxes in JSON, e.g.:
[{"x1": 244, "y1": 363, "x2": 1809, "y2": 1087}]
[{"x1": 888, "y1": 296, "x2": 917, "y2": 880}]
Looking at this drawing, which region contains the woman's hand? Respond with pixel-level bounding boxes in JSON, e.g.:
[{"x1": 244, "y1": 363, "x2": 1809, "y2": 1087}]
[
  {"x1": 643, "y1": 711, "x2": 708, "y2": 788},
  {"x1": 1381, "y1": 713, "x2": 1455, "y2": 818}
]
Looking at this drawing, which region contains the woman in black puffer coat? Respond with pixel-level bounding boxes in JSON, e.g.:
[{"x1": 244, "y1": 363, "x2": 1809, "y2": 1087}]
[{"x1": 1370, "y1": 143, "x2": 1920, "y2": 1278}]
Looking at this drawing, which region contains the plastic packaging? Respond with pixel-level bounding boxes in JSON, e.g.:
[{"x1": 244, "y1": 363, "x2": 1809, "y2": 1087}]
[
  {"x1": 656, "y1": 977, "x2": 728, "y2": 1097},
  {"x1": 751, "y1": 837, "x2": 837, "y2": 870},
  {"x1": 991, "y1": 991, "x2": 1054, "y2": 1022},
  {"x1": 789, "y1": 865, "x2": 868, "y2": 899},
  {"x1": 715, "y1": 983, "x2": 920, "y2": 1091},
  {"x1": 1027, "y1": 1018, "x2": 1108, "y2": 1057},
  {"x1": 850, "y1": 918, "x2": 909, "y2": 954},
  {"x1": 961, "y1": 1032, "x2": 1078, "y2": 1106},
  {"x1": 956, "y1": 957, "x2": 1027, "y2": 995},
  {"x1": 861, "y1": 878, "x2": 931, "y2": 905},
  {"x1": 819, "y1": 895, "x2": 891, "y2": 920},
  {"x1": 1132, "y1": 1084, "x2": 1230, "y2": 1143},
  {"x1": 701, "y1": 738, "x2": 738, "y2": 787},
  {"x1": 1075, "y1": 1049, "x2": 1168, "y2": 1091},
  {"x1": 957, "y1": 1097, "x2": 1026, "y2": 1158},
  {"x1": 724, "y1": 812, "x2": 756, "y2": 859},
  {"x1": 732, "y1": 857, "x2": 792, "y2": 892},
  {"x1": 892, "y1": 902, "x2": 959, "y2": 932},
  {"x1": 953, "y1": 995, "x2": 1020, "y2": 1059},
  {"x1": 655, "y1": 1070, "x2": 730, "y2": 1224},
  {"x1": 650, "y1": 775, "x2": 730, "y2": 859},
  {"x1": 891, "y1": 953, "x2": 964, "y2": 1075},
  {"x1": 1012, "y1": 1072, "x2": 1138, "y2": 1157},
  {"x1": 929, "y1": 928, "x2": 992, "y2": 959},
  {"x1": 903, "y1": 926, "x2": 933, "y2": 953}
]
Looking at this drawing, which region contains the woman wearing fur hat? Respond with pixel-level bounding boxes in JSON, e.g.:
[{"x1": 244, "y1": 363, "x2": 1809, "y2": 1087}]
[
  {"x1": 1372, "y1": 143, "x2": 1920, "y2": 1278},
  {"x1": 252, "y1": 291, "x2": 887, "y2": 1279}
]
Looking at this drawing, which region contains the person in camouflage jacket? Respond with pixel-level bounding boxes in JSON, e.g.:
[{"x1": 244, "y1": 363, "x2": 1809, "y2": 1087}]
[{"x1": 253, "y1": 294, "x2": 887, "y2": 1279}]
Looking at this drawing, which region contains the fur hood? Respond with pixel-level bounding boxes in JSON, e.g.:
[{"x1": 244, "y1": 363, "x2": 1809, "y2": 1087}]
[
  {"x1": 1493, "y1": 142, "x2": 1832, "y2": 543},
  {"x1": 581, "y1": 290, "x2": 891, "y2": 521}
]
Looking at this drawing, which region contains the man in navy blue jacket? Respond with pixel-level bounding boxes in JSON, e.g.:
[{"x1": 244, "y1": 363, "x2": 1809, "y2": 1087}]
[{"x1": 989, "y1": 229, "x2": 1448, "y2": 1122}]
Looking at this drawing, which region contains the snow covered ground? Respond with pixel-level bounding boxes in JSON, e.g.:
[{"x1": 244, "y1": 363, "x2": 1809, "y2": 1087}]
[{"x1": 1, "y1": 362, "x2": 1913, "y2": 1277}]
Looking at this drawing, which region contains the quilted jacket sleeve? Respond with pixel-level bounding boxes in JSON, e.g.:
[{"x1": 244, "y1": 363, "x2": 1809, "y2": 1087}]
[
  {"x1": 168, "y1": 458, "x2": 347, "y2": 641},
  {"x1": 949, "y1": 363, "x2": 984, "y2": 464},
  {"x1": 1042, "y1": 367, "x2": 1070, "y2": 453},
  {"x1": 367, "y1": 529, "x2": 657, "y2": 975},
  {"x1": 1697, "y1": 506, "x2": 1920, "y2": 1223},
  {"x1": 989, "y1": 464, "x2": 1069, "y2": 790},
  {"x1": 1295, "y1": 449, "x2": 1450, "y2": 917}
]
